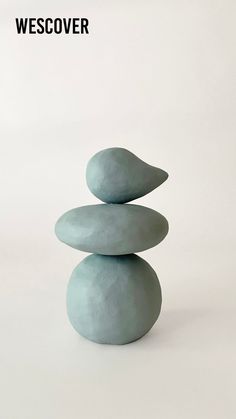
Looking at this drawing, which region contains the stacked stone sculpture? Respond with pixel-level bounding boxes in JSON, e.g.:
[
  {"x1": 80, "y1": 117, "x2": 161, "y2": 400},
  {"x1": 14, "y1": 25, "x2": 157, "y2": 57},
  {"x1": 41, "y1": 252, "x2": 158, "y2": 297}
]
[{"x1": 55, "y1": 148, "x2": 168, "y2": 344}]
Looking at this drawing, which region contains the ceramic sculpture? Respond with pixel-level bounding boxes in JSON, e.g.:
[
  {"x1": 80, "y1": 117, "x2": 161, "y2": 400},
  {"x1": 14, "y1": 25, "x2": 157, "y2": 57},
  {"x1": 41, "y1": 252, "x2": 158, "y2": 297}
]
[{"x1": 55, "y1": 147, "x2": 168, "y2": 344}]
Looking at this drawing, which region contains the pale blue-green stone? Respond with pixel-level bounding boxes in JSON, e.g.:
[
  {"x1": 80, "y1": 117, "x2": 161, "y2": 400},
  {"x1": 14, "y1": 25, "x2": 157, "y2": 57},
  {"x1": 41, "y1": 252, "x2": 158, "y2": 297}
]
[
  {"x1": 67, "y1": 254, "x2": 162, "y2": 344},
  {"x1": 86, "y1": 147, "x2": 168, "y2": 204},
  {"x1": 55, "y1": 204, "x2": 168, "y2": 255}
]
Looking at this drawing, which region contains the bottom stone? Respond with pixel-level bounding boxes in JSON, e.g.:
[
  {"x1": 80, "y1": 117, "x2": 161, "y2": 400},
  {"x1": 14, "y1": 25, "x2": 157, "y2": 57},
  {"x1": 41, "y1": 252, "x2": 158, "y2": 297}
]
[{"x1": 67, "y1": 254, "x2": 162, "y2": 345}]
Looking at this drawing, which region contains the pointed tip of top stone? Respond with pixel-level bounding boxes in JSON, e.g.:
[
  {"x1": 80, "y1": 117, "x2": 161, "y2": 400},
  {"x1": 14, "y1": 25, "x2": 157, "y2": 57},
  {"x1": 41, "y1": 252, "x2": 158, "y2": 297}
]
[{"x1": 86, "y1": 147, "x2": 168, "y2": 204}]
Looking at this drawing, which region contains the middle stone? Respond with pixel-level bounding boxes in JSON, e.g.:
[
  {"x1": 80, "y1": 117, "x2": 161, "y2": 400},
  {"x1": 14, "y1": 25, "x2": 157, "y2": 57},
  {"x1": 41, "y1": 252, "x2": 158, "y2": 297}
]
[{"x1": 55, "y1": 204, "x2": 169, "y2": 255}]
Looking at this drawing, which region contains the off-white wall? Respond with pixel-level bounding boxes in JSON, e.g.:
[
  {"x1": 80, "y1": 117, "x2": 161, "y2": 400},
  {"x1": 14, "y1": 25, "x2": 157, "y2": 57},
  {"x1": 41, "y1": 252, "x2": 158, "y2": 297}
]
[{"x1": 1, "y1": 1, "x2": 236, "y2": 418}]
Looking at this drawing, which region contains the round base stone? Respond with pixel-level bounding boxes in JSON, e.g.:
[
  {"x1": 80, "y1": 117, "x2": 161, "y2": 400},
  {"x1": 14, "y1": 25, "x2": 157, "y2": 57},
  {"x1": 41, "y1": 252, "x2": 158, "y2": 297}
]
[{"x1": 67, "y1": 254, "x2": 162, "y2": 345}]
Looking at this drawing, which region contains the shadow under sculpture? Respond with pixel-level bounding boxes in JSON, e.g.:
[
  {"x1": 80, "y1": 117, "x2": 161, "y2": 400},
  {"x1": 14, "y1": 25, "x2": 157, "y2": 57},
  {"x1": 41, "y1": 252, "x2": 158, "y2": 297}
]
[{"x1": 55, "y1": 147, "x2": 169, "y2": 344}]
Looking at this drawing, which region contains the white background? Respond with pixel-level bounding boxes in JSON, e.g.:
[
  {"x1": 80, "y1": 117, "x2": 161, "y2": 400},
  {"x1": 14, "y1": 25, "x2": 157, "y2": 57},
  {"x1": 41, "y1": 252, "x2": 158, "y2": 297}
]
[{"x1": 1, "y1": 1, "x2": 236, "y2": 418}]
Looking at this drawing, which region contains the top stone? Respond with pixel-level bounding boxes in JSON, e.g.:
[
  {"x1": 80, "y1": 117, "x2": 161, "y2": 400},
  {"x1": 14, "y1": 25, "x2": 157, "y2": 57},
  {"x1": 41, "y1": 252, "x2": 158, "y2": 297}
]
[{"x1": 86, "y1": 147, "x2": 168, "y2": 204}]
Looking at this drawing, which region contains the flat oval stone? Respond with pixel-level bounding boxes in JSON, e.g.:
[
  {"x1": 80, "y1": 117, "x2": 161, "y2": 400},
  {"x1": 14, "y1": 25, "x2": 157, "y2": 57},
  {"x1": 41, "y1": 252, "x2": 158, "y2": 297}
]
[
  {"x1": 67, "y1": 254, "x2": 162, "y2": 344},
  {"x1": 55, "y1": 204, "x2": 168, "y2": 255},
  {"x1": 86, "y1": 147, "x2": 168, "y2": 203}
]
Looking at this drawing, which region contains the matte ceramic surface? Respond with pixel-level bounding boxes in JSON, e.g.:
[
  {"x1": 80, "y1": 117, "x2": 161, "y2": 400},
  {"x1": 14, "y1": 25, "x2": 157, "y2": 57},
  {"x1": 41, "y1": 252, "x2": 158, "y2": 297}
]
[
  {"x1": 55, "y1": 204, "x2": 168, "y2": 255},
  {"x1": 86, "y1": 147, "x2": 168, "y2": 203},
  {"x1": 67, "y1": 254, "x2": 162, "y2": 344}
]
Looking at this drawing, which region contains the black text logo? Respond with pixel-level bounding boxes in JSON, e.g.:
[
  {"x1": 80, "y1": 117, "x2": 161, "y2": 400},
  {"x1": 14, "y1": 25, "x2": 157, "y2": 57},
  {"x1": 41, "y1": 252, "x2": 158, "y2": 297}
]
[{"x1": 15, "y1": 18, "x2": 89, "y2": 34}]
